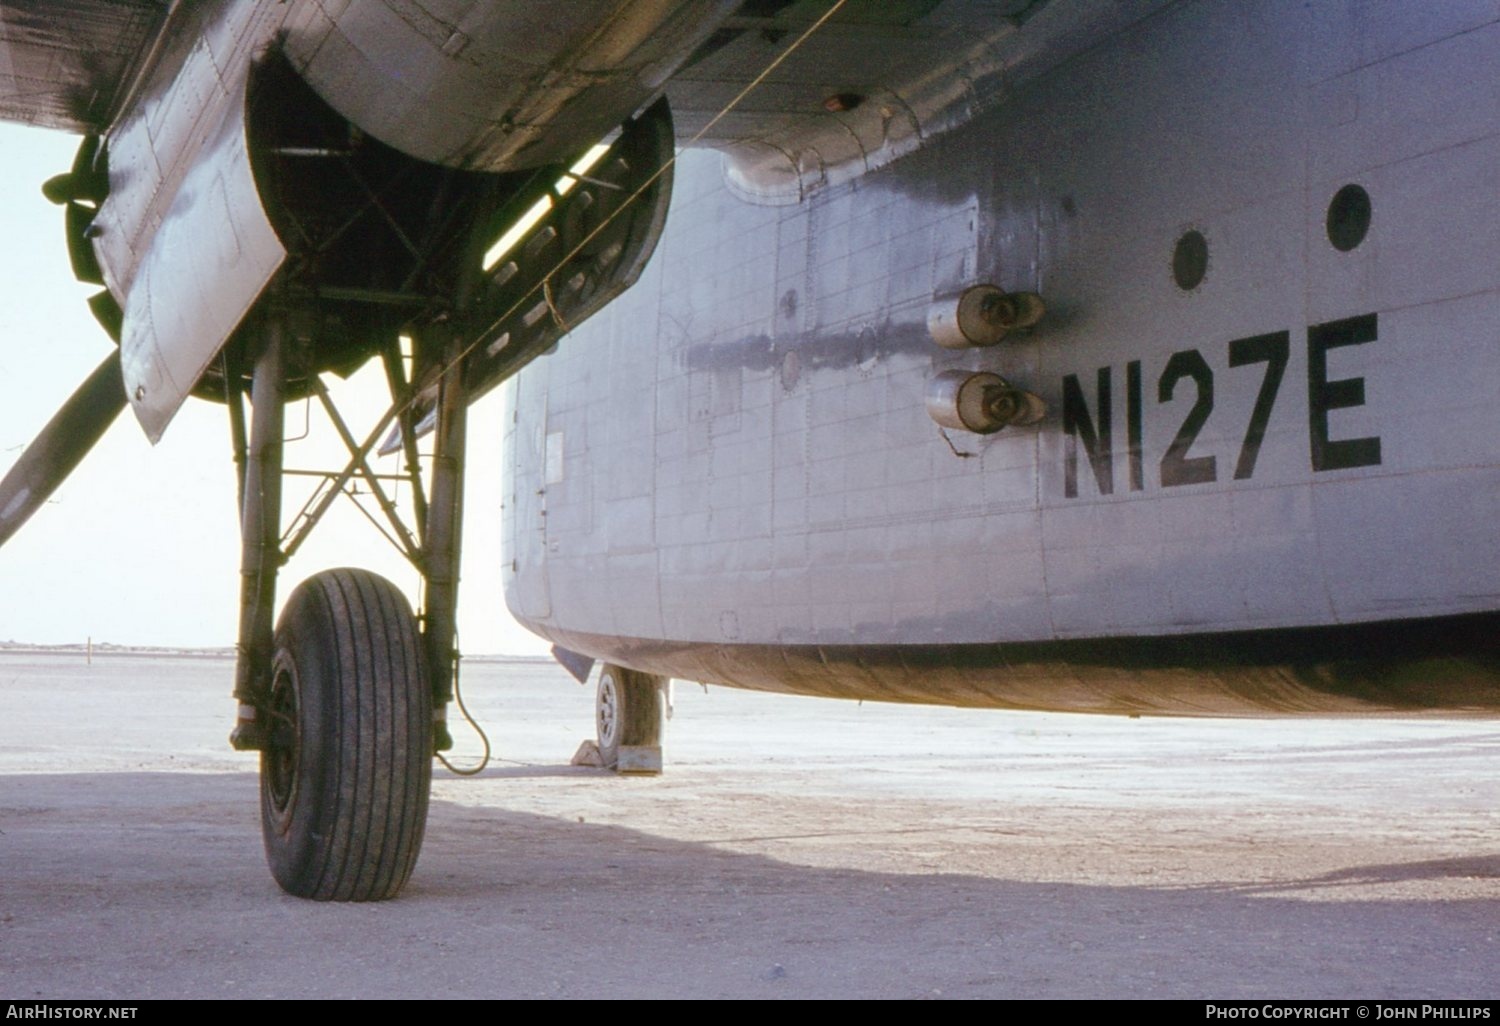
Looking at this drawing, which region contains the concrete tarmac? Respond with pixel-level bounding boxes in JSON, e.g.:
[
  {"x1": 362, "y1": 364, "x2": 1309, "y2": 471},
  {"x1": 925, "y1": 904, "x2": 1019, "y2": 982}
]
[{"x1": 0, "y1": 650, "x2": 1496, "y2": 999}]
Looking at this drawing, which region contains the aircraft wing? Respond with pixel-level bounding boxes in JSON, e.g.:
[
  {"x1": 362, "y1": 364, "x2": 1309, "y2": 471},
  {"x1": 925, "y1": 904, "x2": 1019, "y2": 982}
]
[
  {"x1": 664, "y1": 0, "x2": 1159, "y2": 203},
  {"x1": 0, "y1": 0, "x2": 169, "y2": 132},
  {"x1": 0, "y1": 0, "x2": 1156, "y2": 548}
]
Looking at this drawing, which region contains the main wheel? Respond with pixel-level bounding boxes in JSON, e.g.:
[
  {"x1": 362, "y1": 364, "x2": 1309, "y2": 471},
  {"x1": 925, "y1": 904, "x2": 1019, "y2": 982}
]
[
  {"x1": 596, "y1": 663, "x2": 664, "y2": 770},
  {"x1": 260, "y1": 568, "x2": 431, "y2": 901}
]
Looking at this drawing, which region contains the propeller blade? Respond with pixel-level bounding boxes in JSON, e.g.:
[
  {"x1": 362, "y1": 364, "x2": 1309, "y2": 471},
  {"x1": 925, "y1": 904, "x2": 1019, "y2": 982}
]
[{"x1": 0, "y1": 349, "x2": 127, "y2": 549}]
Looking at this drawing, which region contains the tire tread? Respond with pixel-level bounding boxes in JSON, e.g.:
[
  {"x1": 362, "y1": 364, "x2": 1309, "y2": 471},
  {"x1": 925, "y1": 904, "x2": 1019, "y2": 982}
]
[{"x1": 260, "y1": 568, "x2": 429, "y2": 901}]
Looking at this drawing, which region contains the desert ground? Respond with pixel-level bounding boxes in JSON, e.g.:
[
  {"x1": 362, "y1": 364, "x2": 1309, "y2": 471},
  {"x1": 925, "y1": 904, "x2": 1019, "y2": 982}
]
[{"x1": 0, "y1": 650, "x2": 1495, "y2": 999}]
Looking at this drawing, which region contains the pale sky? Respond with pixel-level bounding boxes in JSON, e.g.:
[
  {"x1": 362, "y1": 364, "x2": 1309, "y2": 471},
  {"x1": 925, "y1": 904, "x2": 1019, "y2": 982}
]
[{"x1": 0, "y1": 122, "x2": 550, "y2": 655}]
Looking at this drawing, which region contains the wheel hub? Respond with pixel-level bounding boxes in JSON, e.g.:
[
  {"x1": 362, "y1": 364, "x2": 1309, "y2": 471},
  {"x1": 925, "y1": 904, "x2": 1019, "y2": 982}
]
[
  {"x1": 597, "y1": 674, "x2": 619, "y2": 749},
  {"x1": 263, "y1": 661, "x2": 300, "y2": 830}
]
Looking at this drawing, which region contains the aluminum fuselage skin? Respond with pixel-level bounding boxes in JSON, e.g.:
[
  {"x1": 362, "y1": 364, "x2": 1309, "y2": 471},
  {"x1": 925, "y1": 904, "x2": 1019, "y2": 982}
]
[{"x1": 503, "y1": 1, "x2": 1500, "y2": 714}]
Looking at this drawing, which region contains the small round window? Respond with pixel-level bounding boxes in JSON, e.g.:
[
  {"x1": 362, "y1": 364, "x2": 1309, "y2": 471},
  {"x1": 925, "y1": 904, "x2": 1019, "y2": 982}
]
[
  {"x1": 1326, "y1": 184, "x2": 1371, "y2": 252},
  {"x1": 1172, "y1": 229, "x2": 1208, "y2": 291}
]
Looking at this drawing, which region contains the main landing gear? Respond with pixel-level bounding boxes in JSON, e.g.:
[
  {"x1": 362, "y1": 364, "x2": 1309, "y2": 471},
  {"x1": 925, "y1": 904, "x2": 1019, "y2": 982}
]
[
  {"x1": 227, "y1": 301, "x2": 471, "y2": 901},
  {"x1": 213, "y1": 81, "x2": 677, "y2": 900}
]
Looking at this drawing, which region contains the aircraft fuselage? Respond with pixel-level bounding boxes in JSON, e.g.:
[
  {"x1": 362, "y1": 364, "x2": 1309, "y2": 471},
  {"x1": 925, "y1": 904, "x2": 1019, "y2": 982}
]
[{"x1": 503, "y1": 0, "x2": 1500, "y2": 714}]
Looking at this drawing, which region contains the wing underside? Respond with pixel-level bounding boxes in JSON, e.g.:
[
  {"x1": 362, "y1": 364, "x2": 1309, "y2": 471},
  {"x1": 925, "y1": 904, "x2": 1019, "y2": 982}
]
[
  {"x1": 0, "y1": 0, "x2": 1151, "y2": 452},
  {"x1": 0, "y1": 0, "x2": 168, "y2": 133},
  {"x1": 665, "y1": 0, "x2": 1162, "y2": 202}
]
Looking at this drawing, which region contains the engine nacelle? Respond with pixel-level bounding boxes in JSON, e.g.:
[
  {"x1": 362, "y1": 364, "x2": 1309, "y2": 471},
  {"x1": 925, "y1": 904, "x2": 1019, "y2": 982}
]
[{"x1": 88, "y1": 1, "x2": 691, "y2": 442}]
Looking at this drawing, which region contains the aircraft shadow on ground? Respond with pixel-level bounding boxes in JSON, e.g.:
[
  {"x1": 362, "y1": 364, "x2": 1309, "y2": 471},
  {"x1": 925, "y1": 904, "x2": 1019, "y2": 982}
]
[
  {"x1": 440, "y1": 761, "x2": 614, "y2": 780},
  {"x1": 1211, "y1": 854, "x2": 1500, "y2": 894},
  {"x1": 0, "y1": 771, "x2": 1495, "y2": 999}
]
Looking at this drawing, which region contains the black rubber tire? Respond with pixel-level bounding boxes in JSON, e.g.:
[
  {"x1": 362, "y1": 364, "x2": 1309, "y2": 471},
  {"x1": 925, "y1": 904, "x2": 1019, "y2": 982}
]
[
  {"x1": 595, "y1": 663, "x2": 664, "y2": 768},
  {"x1": 260, "y1": 568, "x2": 431, "y2": 901}
]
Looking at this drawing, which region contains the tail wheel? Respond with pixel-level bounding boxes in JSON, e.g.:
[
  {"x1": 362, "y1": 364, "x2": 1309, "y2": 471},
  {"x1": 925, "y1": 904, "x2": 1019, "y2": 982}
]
[
  {"x1": 596, "y1": 663, "x2": 664, "y2": 770},
  {"x1": 260, "y1": 568, "x2": 431, "y2": 901}
]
